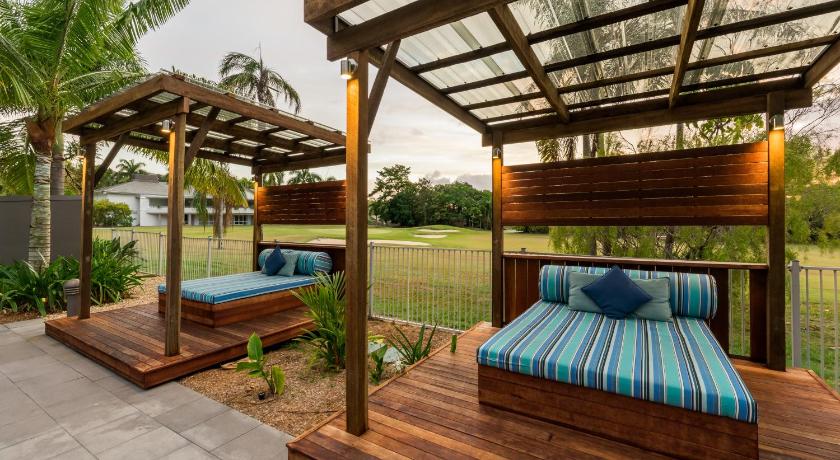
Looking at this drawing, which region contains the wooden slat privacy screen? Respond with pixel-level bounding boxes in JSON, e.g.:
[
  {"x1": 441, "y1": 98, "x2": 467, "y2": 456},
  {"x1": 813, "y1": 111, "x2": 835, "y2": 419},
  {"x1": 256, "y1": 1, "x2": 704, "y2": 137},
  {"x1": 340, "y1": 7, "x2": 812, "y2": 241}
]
[
  {"x1": 502, "y1": 142, "x2": 769, "y2": 227},
  {"x1": 256, "y1": 180, "x2": 346, "y2": 225}
]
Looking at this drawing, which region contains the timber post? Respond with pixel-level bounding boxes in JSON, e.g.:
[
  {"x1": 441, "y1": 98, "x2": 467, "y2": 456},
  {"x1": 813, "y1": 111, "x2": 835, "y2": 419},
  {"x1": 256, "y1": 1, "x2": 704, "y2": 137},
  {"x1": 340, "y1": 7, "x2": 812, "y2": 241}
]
[
  {"x1": 345, "y1": 49, "x2": 370, "y2": 435},
  {"x1": 79, "y1": 142, "x2": 96, "y2": 320},
  {"x1": 766, "y1": 91, "x2": 786, "y2": 371},
  {"x1": 165, "y1": 99, "x2": 189, "y2": 357},
  {"x1": 252, "y1": 168, "x2": 263, "y2": 270},
  {"x1": 491, "y1": 131, "x2": 504, "y2": 327}
]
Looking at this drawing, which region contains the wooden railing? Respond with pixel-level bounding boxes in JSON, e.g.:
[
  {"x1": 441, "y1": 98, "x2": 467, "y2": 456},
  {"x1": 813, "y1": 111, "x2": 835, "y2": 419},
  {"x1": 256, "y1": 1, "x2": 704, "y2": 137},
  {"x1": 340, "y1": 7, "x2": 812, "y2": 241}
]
[{"x1": 502, "y1": 252, "x2": 769, "y2": 361}]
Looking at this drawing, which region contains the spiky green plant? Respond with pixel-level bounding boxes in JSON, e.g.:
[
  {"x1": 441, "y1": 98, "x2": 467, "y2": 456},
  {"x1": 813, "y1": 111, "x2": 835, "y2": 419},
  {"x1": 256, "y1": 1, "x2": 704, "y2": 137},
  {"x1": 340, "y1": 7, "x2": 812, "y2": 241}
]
[
  {"x1": 388, "y1": 323, "x2": 438, "y2": 367},
  {"x1": 294, "y1": 272, "x2": 347, "y2": 371},
  {"x1": 236, "y1": 333, "x2": 286, "y2": 396},
  {"x1": 89, "y1": 238, "x2": 143, "y2": 304},
  {"x1": 0, "y1": 256, "x2": 75, "y2": 315},
  {"x1": 369, "y1": 344, "x2": 388, "y2": 385}
]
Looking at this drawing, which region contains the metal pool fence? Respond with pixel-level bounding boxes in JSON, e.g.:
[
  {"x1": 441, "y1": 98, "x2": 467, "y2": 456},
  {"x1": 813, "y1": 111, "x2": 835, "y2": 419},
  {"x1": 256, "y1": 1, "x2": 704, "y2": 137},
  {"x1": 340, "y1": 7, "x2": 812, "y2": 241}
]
[{"x1": 94, "y1": 229, "x2": 840, "y2": 387}]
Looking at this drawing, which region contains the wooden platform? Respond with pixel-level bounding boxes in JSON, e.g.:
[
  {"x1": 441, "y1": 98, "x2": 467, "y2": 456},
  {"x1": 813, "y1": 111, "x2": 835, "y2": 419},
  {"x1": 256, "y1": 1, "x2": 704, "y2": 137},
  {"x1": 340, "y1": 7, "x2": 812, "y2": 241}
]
[
  {"x1": 45, "y1": 303, "x2": 313, "y2": 388},
  {"x1": 288, "y1": 323, "x2": 840, "y2": 460}
]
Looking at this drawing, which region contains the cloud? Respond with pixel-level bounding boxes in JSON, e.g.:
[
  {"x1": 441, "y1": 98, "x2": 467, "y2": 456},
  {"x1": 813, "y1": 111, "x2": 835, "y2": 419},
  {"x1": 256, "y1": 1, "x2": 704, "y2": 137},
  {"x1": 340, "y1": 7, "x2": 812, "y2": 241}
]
[{"x1": 454, "y1": 174, "x2": 491, "y2": 191}]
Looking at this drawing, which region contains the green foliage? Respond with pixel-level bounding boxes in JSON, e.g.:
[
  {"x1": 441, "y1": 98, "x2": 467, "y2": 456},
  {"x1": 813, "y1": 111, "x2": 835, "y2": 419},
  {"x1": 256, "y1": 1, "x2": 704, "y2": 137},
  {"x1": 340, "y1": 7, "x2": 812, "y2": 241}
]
[
  {"x1": 387, "y1": 323, "x2": 438, "y2": 366},
  {"x1": 236, "y1": 333, "x2": 286, "y2": 395},
  {"x1": 294, "y1": 272, "x2": 347, "y2": 371},
  {"x1": 450, "y1": 334, "x2": 457, "y2": 353},
  {"x1": 369, "y1": 165, "x2": 491, "y2": 229},
  {"x1": 0, "y1": 238, "x2": 142, "y2": 314},
  {"x1": 93, "y1": 199, "x2": 134, "y2": 227},
  {"x1": 369, "y1": 344, "x2": 387, "y2": 385},
  {"x1": 90, "y1": 238, "x2": 143, "y2": 304},
  {"x1": 219, "y1": 48, "x2": 301, "y2": 113}
]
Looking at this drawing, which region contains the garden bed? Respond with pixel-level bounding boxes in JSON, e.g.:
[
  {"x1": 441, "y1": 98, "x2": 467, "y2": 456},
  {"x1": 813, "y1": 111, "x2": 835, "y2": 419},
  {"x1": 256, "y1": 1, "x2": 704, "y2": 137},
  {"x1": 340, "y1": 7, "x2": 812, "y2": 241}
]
[{"x1": 180, "y1": 320, "x2": 453, "y2": 436}]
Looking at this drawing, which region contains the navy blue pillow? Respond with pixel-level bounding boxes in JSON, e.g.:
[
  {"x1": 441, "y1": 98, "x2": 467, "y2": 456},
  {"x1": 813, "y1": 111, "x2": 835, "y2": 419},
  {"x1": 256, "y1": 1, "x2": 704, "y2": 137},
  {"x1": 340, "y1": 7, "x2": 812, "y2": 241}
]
[
  {"x1": 262, "y1": 246, "x2": 286, "y2": 276},
  {"x1": 581, "y1": 266, "x2": 652, "y2": 319}
]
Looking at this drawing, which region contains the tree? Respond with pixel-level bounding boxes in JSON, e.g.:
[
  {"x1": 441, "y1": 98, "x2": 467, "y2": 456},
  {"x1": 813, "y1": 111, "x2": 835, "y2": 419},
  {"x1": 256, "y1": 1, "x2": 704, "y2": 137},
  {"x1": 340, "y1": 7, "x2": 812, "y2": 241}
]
[
  {"x1": 219, "y1": 47, "x2": 301, "y2": 114},
  {"x1": 0, "y1": 0, "x2": 190, "y2": 269},
  {"x1": 93, "y1": 199, "x2": 133, "y2": 227},
  {"x1": 287, "y1": 169, "x2": 325, "y2": 185},
  {"x1": 115, "y1": 158, "x2": 147, "y2": 179}
]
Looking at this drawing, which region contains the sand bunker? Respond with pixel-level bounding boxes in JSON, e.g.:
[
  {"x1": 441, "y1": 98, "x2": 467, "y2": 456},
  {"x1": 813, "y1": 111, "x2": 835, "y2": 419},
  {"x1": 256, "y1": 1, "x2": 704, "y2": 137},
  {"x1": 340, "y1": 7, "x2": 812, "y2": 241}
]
[
  {"x1": 415, "y1": 229, "x2": 460, "y2": 233},
  {"x1": 414, "y1": 234, "x2": 447, "y2": 239},
  {"x1": 307, "y1": 238, "x2": 430, "y2": 247}
]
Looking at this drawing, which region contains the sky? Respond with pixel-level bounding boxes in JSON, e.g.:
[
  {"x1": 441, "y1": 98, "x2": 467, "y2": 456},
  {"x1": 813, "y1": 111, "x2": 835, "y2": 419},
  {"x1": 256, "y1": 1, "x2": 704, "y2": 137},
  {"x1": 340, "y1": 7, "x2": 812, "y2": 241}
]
[{"x1": 123, "y1": 0, "x2": 541, "y2": 190}]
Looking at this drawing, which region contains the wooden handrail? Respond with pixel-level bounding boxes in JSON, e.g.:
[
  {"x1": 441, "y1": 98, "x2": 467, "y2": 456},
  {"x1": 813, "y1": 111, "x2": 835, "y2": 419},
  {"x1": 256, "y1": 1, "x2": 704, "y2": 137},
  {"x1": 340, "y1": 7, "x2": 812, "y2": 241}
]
[{"x1": 503, "y1": 252, "x2": 768, "y2": 271}]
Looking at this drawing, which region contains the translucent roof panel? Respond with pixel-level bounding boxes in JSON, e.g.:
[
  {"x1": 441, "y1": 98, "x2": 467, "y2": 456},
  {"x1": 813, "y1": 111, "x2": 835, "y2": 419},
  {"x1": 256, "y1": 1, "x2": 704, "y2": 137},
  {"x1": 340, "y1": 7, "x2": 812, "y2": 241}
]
[
  {"x1": 471, "y1": 100, "x2": 552, "y2": 120},
  {"x1": 549, "y1": 46, "x2": 677, "y2": 88},
  {"x1": 562, "y1": 75, "x2": 672, "y2": 106},
  {"x1": 421, "y1": 50, "x2": 525, "y2": 89},
  {"x1": 699, "y1": 0, "x2": 840, "y2": 29},
  {"x1": 692, "y1": 12, "x2": 840, "y2": 62},
  {"x1": 449, "y1": 77, "x2": 538, "y2": 105},
  {"x1": 340, "y1": 0, "x2": 416, "y2": 26},
  {"x1": 394, "y1": 13, "x2": 505, "y2": 68},
  {"x1": 509, "y1": 0, "x2": 649, "y2": 34},
  {"x1": 684, "y1": 49, "x2": 820, "y2": 84}
]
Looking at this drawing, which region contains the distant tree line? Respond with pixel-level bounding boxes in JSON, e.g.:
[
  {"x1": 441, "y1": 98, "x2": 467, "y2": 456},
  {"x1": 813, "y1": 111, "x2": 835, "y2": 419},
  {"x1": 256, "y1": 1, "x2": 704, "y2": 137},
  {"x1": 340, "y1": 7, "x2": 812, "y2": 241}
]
[{"x1": 369, "y1": 165, "x2": 491, "y2": 229}]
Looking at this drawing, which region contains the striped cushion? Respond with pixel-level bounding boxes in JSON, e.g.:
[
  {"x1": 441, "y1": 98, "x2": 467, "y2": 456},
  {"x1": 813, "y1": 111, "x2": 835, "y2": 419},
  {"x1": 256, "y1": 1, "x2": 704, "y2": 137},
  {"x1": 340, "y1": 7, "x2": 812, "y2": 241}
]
[
  {"x1": 539, "y1": 265, "x2": 717, "y2": 319},
  {"x1": 258, "y1": 248, "x2": 332, "y2": 275},
  {"x1": 477, "y1": 301, "x2": 756, "y2": 423},
  {"x1": 158, "y1": 272, "x2": 316, "y2": 304}
]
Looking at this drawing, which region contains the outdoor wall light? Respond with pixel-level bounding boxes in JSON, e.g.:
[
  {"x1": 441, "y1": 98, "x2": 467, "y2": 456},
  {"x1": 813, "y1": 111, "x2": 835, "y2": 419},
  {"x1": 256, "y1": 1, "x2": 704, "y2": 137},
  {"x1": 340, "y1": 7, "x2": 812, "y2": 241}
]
[
  {"x1": 769, "y1": 113, "x2": 784, "y2": 131},
  {"x1": 160, "y1": 119, "x2": 174, "y2": 134},
  {"x1": 492, "y1": 147, "x2": 503, "y2": 160},
  {"x1": 340, "y1": 57, "x2": 358, "y2": 80}
]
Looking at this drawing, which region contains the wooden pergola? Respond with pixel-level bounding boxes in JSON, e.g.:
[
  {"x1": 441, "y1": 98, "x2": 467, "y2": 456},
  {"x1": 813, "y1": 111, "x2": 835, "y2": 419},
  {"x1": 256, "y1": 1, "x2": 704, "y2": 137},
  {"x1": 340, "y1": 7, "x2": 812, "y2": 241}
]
[
  {"x1": 63, "y1": 72, "x2": 347, "y2": 356},
  {"x1": 303, "y1": 0, "x2": 840, "y2": 437}
]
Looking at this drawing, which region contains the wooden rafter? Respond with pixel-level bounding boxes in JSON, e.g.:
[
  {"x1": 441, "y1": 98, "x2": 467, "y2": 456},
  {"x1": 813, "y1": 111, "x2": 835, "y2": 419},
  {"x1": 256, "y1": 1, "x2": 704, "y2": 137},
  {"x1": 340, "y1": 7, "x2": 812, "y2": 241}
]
[
  {"x1": 489, "y1": 4, "x2": 569, "y2": 122},
  {"x1": 80, "y1": 98, "x2": 189, "y2": 145},
  {"x1": 368, "y1": 40, "x2": 400, "y2": 130},
  {"x1": 804, "y1": 36, "x2": 840, "y2": 87},
  {"x1": 670, "y1": 0, "x2": 706, "y2": 108},
  {"x1": 93, "y1": 134, "x2": 126, "y2": 186},
  {"x1": 64, "y1": 75, "x2": 166, "y2": 132},
  {"x1": 326, "y1": 0, "x2": 513, "y2": 60},
  {"x1": 184, "y1": 107, "x2": 221, "y2": 169}
]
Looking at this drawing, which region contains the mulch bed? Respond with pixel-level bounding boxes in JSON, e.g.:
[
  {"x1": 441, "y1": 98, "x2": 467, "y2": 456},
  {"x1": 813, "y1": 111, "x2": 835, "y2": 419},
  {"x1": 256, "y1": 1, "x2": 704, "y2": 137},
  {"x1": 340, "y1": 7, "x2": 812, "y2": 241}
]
[{"x1": 181, "y1": 320, "x2": 454, "y2": 436}]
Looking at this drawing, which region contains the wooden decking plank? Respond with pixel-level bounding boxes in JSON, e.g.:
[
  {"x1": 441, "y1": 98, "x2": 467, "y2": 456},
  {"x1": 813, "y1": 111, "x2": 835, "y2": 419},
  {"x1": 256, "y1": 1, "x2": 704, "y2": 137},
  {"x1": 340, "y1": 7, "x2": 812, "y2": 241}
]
[{"x1": 364, "y1": 416, "x2": 476, "y2": 460}]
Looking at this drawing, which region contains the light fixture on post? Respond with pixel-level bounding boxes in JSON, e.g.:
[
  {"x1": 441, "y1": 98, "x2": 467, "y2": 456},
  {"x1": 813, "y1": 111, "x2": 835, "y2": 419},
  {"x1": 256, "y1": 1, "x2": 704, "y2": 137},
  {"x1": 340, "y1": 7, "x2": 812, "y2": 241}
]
[
  {"x1": 160, "y1": 119, "x2": 174, "y2": 134},
  {"x1": 492, "y1": 146, "x2": 503, "y2": 160},
  {"x1": 769, "y1": 113, "x2": 784, "y2": 131},
  {"x1": 340, "y1": 57, "x2": 358, "y2": 80}
]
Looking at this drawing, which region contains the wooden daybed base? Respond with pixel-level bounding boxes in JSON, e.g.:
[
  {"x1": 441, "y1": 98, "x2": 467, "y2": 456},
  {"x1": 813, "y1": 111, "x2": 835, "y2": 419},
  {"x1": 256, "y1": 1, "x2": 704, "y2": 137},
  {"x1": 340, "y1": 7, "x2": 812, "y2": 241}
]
[
  {"x1": 478, "y1": 365, "x2": 759, "y2": 460},
  {"x1": 158, "y1": 289, "x2": 305, "y2": 327}
]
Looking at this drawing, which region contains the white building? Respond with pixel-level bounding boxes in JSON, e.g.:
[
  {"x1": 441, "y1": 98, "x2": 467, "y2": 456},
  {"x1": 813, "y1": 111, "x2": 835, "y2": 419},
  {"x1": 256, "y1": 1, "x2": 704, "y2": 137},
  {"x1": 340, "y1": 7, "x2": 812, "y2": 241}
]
[{"x1": 95, "y1": 174, "x2": 254, "y2": 227}]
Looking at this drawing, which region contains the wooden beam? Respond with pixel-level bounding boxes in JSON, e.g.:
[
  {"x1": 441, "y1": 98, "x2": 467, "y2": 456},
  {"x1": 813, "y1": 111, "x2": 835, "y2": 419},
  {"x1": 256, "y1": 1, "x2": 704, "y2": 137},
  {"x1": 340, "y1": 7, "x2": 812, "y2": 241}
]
[
  {"x1": 483, "y1": 87, "x2": 812, "y2": 145},
  {"x1": 257, "y1": 151, "x2": 348, "y2": 173},
  {"x1": 81, "y1": 98, "x2": 189, "y2": 145},
  {"x1": 368, "y1": 40, "x2": 400, "y2": 130},
  {"x1": 63, "y1": 74, "x2": 166, "y2": 132},
  {"x1": 368, "y1": 47, "x2": 486, "y2": 133},
  {"x1": 326, "y1": 0, "x2": 512, "y2": 60},
  {"x1": 804, "y1": 36, "x2": 840, "y2": 87},
  {"x1": 766, "y1": 91, "x2": 786, "y2": 371},
  {"x1": 78, "y1": 143, "x2": 96, "y2": 320},
  {"x1": 252, "y1": 170, "x2": 262, "y2": 271},
  {"x1": 93, "y1": 135, "x2": 126, "y2": 187},
  {"x1": 345, "y1": 50, "x2": 369, "y2": 436},
  {"x1": 184, "y1": 107, "x2": 221, "y2": 169},
  {"x1": 670, "y1": 0, "x2": 706, "y2": 108},
  {"x1": 489, "y1": 5, "x2": 569, "y2": 122},
  {"x1": 304, "y1": 0, "x2": 367, "y2": 34},
  {"x1": 491, "y1": 132, "x2": 503, "y2": 327},
  {"x1": 165, "y1": 111, "x2": 187, "y2": 357}
]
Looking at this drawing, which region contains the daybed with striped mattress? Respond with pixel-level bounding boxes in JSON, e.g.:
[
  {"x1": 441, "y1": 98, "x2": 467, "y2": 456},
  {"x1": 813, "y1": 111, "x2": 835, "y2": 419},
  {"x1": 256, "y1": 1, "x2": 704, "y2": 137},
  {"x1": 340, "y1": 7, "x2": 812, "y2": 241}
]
[
  {"x1": 477, "y1": 265, "x2": 759, "y2": 459},
  {"x1": 157, "y1": 249, "x2": 332, "y2": 327}
]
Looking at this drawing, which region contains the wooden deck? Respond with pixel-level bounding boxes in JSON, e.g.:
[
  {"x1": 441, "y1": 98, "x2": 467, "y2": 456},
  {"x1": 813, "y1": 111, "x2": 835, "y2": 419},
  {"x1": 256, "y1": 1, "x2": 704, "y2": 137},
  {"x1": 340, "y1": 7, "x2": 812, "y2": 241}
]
[
  {"x1": 288, "y1": 323, "x2": 840, "y2": 460},
  {"x1": 45, "y1": 303, "x2": 313, "y2": 388}
]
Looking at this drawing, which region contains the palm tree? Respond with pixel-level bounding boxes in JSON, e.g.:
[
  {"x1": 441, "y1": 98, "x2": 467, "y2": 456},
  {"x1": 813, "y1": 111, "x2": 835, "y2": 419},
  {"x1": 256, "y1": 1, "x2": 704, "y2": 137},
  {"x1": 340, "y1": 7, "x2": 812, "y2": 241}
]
[
  {"x1": 287, "y1": 169, "x2": 323, "y2": 185},
  {"x1": 0, "y1": 0, "x2": 190, "y2": 269},
  {"x1": 262, "y1": 172, "x2": 285, "y2": 186},
  {"x1": 116, "y1": 158, "x2": 147, "y2": 179},
  {"x1": 218, "y1": 47, "x2": 301, "y2": 114},
  {"x1": 0, "y1": 121, "x2": 33, "y2": 195}
]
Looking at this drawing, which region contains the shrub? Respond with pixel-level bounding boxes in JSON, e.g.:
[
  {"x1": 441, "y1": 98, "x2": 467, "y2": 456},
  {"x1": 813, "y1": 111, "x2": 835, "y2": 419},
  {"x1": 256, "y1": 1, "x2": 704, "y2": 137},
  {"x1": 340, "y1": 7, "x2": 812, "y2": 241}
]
[
  {"x1": 237, "y1": 333, "x2": 286, "y2": 395},
  {"x1": 388, "y1": 323, "x2": 438, "y2": 366},
  {"x1": 369, "y1": 344, "x2": 388, "y2": 385},
  {"x1": 0, "y1": 238, "x2": 143, "y2": 315},
  {"x1": 294, "y1": 272, "x2": 347, "y2": 371},
  {"x1": 93, "y1": 199, "x2": 133, "y2": 227}
]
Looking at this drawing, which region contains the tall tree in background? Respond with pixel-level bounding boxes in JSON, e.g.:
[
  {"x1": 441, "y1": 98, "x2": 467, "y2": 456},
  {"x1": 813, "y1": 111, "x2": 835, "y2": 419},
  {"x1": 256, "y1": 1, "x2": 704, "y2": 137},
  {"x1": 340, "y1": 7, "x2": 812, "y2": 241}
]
[
  {"x1": 115, "y1": 158, "x2": 147, "y2": 179},
  {"x1": 0, "y1": 0, "x2": 190, "y2": 268},
  {"x1": 219, "y1": 47, "x2": 301, "y2": 114},
  {"x1": 287, "y1": 169, "x2": 328, "y2": 185}
]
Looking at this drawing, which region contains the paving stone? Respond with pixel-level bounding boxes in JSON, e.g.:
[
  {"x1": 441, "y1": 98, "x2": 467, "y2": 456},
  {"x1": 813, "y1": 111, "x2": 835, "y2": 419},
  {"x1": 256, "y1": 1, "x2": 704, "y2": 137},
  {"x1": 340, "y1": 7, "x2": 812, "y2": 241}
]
[
  {"x1": 212, "y1": 424, "x2": 293, "y2": 460},
  {"x1": 12, "y1": 323, "x2": 46, "y2": 338},
  {"x1": 96, "y1": 374, "x2": 145, "y2": 397},
  {"x1": 0, "y1": 388, "x2": 44, "y2": 426},
  {"x1": 5, "y1": 318, "x2": 44, "y2": 330},
  {"x1": 97, "y1": 426, "x2": 191, "y2": 460},
  {"x1": 0, "y1": 426, "x2": 80, "y2": 460},
  {"x1": 181, "y1": 409, "x2": 261, "y2": 451},
  {"x1": 0, "y1": 408, "x2": 59, "y2": 449},
  {"x1": 62, "y1": 355, "x2": 115, "y2": 381},
  {"x1": 45, "y1": 390, "x2": 140, "y2": 436},
  {"x1": 0, "y1": 329, "x2": 25, "y2": 346},
  {"x1": 74, "y1": 410, "x2": 162, "y2": 454},
  {"x1": 163, "y1": 444, "x2": 220, "y2": 460},
  {"x1": 0, "y1": 340, "x2": 46, "y2": 364},
  {"x1": 125, "y1": 381, "x2": 203, "y2": 417},
  {"x1": 3, "y1": 358, "x2": 83, "y2": 384},
  {"x1": 156, "y1": 396, "x2": 230, "y2": 433},
  {"x1": 50, "y1": 446, "x2": 97, "y2": 459},
  {"x1": 20, "y1": 374, "x2": 104, "y2": 408}
]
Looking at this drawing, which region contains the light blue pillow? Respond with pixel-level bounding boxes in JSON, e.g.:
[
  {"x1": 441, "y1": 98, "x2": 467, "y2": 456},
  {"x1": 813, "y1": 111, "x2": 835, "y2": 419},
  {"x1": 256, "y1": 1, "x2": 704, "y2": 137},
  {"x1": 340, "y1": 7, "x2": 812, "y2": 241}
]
[
  {"x1": 277, "y1": 252, "x2": 299, "y2": 276},
  {"x1": 631, "y1": 277, "x2": 672, "y2": 322},
  {"x1": 567, "y1": 272, "x2": 603, "y2": 313}
]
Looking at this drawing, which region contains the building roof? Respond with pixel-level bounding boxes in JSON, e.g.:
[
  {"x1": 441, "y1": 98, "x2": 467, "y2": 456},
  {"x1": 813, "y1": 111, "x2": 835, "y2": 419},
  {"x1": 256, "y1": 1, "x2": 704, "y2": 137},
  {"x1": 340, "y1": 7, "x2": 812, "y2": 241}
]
[{"x1": 97, "y1": 177, "x2": 254, "y2": 200}]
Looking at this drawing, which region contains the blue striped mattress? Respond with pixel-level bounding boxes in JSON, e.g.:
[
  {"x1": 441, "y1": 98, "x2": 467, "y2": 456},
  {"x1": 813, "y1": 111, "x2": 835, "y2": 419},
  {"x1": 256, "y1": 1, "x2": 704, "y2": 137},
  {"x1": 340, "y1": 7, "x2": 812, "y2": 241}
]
[
  {"x1": 158, "y1": 272, "x2": 316, "y2": 304},
  {"x1": 477, "y1": 300, "x2": 757, "y2": 423}
]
